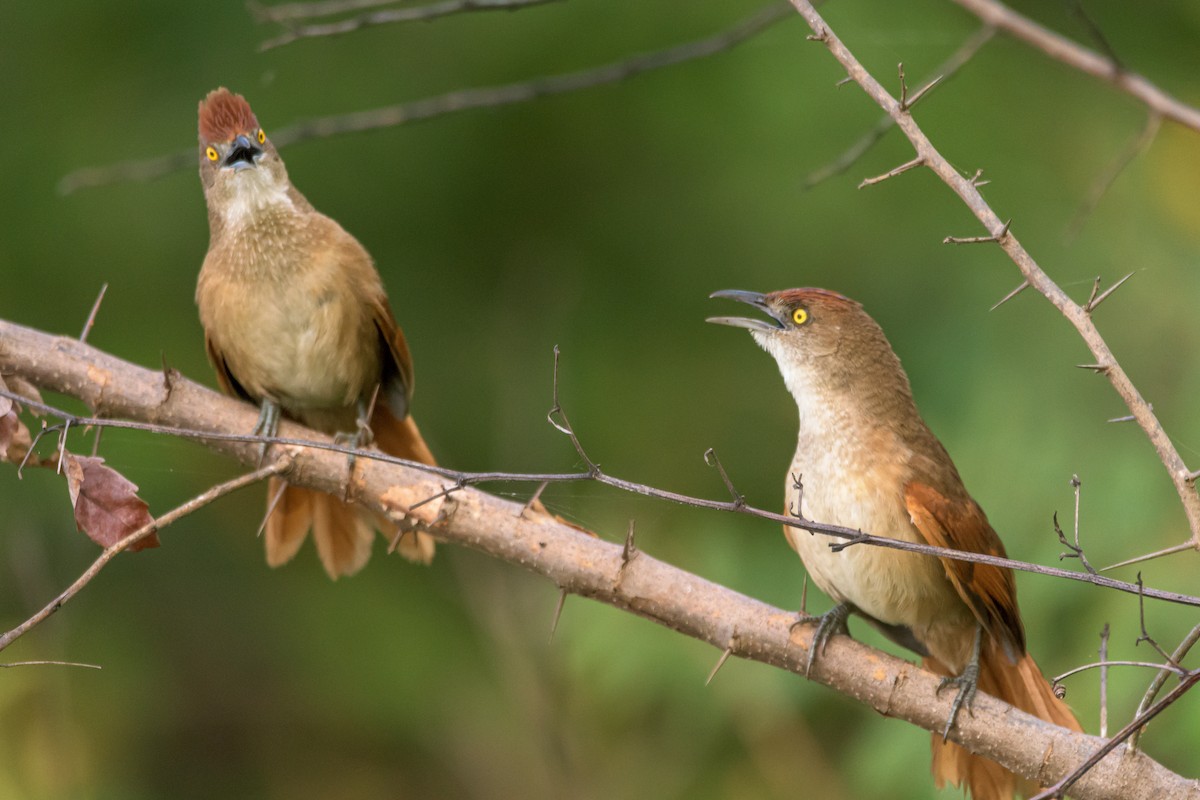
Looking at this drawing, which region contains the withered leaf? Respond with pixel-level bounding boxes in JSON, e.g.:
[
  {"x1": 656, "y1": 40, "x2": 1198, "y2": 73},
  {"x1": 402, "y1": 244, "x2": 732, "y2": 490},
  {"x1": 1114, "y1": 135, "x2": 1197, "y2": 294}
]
[
  {"x1": 64, "y1": 454, "x2": 159, "y2": 551},
  {"x1": 0, "y1": 378, "x2": 33, "y2": 463}
]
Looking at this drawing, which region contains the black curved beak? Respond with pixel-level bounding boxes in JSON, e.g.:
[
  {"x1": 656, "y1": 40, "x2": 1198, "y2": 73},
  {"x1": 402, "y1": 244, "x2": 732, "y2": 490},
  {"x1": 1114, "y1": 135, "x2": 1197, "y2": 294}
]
[
  {"x1": 223, "y1": 134, "x2": 263, "y2": 170},
  {"x1": 706, "y1": 289, "x2": 785, "y2": 331}
]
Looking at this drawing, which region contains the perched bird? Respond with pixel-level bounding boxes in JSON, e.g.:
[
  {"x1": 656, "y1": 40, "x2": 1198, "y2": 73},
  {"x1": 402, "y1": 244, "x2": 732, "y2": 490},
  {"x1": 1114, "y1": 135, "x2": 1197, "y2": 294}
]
[
  {"x1": 196, "y1": 87, "x2": 435, "y2": 578},
  {"x1": 708, "y1": 288, "x2": 1080, "y2": 799}
]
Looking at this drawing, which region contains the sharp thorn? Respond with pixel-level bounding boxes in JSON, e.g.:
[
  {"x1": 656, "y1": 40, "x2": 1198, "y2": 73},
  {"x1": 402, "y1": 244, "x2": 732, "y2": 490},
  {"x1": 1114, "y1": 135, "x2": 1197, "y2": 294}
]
[
  {"x1": 549, "y1": 588, "x2": 568, "y2": 642},
  {"x1": 706, "y1": 643, "x2": 735, "y2": 686}
]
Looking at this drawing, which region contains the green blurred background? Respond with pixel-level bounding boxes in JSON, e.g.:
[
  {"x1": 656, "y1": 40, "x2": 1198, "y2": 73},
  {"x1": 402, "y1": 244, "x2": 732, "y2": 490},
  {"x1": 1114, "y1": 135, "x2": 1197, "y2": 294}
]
[{"x1": 2, "y1": 1, "x2": 1199, "y2": 797}]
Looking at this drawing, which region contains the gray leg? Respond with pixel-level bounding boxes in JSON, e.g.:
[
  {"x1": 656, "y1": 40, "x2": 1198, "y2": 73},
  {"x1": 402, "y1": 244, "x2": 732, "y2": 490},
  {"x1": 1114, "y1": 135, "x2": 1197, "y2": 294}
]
[
  {"x1": 253, "y1": 399, "x2": 281, "y2": 465},
  {"x1": 792, "y1": 600, "x2": 855, "y2": 675},
  {"x1": 936, "y1": 624, "x2": 983, "y2": 740}
]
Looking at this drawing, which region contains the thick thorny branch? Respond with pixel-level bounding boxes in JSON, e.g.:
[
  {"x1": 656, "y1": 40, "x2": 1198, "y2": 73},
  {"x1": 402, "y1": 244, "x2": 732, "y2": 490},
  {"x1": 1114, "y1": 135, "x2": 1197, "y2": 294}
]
[
  {"x1": 0, "y1": 319, "x2": 1194, "y2": 800},
  {"x1": 3, "y1": 322, "x2": 1198, "y2": 609}
]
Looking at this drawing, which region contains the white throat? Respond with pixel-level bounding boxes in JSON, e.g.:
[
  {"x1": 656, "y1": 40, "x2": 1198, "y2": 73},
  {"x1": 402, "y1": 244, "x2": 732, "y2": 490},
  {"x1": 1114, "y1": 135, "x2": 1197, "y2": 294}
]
[{"x1": 223, "y1": 168, "x2": 295, "y2": 228}]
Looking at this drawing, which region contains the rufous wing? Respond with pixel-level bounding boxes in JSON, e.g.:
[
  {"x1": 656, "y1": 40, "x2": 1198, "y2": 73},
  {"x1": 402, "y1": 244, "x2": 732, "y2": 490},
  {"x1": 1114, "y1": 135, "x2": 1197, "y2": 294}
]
[
  {"x1": 370, "y1": 296, "x2": 415, "y2": 424},
  {"x1": 904, "y1": 482, "x2": 1025, "y2": 660}
]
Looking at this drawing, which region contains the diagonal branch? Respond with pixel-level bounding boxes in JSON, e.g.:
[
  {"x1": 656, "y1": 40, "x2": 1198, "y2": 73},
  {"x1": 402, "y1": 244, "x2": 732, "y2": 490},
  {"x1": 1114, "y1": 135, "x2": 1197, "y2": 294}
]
[
  {"x1": 57, "y1": 3, "x2": 793, "y2": 194},
  {"x1": 951, "y1": 0, "x2": 1200, "y2": 133},
  {"x1": 0, "y1": 320, "x2": 1193, "y2": 800},
  {"x1": 259, "y1": 0, "x2": 562, "y2": 52},
  {"x1": 787, "y1": 0, "x2": 1200, "y2": 549},
  {"x1": 3, "y1": 322, "x2": 1198, "y2": 608}
]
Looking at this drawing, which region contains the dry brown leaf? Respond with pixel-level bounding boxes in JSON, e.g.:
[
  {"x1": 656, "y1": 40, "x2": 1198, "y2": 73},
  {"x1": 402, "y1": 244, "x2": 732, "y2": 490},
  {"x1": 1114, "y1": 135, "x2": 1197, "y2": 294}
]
[
  {"x1": 64, "y1": 454, "x2": 159, "y2": 551},
  {"x1": 0, "y1": 376, "x2": 34, "y2": 463}
]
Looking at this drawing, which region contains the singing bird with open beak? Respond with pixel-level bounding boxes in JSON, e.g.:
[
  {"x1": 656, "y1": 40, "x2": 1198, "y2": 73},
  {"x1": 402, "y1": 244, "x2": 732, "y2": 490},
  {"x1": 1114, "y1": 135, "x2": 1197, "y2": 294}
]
[{"x1": 709, "y1": 288, "x2": 1081, "y2": 799}]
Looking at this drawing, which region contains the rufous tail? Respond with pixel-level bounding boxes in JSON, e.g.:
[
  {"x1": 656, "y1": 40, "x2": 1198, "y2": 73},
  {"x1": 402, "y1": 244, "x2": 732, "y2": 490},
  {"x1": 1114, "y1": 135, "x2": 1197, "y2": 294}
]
[
  {"x1": 264, "y1": 408, "x2": 437, "y2": 579},
  {"x1": 928, "y1": 643, "x2": 1081, "y2": 800}
]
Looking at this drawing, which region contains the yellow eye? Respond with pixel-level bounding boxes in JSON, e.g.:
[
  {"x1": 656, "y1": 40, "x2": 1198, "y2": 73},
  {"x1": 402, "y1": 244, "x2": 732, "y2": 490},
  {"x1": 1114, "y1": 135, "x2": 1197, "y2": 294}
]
[
  {"x1": 257, "y1": 129, "x2": 266, "y2": 144},
  {"x1": 792, "y1": 308, "x2": 809, "y2": 325},
  {"x1": 205, "y1": 146, "x2": 219, "y2": 162}
]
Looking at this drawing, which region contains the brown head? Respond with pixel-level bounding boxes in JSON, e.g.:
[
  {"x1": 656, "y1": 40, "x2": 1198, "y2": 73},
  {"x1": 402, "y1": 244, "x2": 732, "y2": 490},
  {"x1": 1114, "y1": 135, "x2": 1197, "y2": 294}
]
[
  {"x1": 708, "y1": 287, "x2": 917, "y2": 416},
  {"x1": 197, "y1": 88, "x2": 294, "y2": 224}
]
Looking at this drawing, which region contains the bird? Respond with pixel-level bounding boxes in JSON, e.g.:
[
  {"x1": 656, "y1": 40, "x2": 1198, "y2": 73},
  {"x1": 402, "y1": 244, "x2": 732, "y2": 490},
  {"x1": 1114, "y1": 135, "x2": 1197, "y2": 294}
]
[
  {"x1": 708, "y1": 287, "x2": 1081, "y2": 799},
  {"x1": 195, "y1": 87, "x2": 436, "y2": 579}
]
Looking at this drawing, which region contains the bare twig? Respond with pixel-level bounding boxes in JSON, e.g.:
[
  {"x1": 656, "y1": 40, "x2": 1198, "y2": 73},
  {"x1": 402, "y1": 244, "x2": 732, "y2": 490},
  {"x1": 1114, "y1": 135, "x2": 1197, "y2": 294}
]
[
  {"x1": 253, "y1": 0, "x2": 397, "y2": 23},
  {"x1": 944, "y1": 218, "x2": 1010, "y2": 245},
  {"x1": 1102, "y1": 540, "x2": 1195, "y2": 571},
  {"x1": 952, "y1": 0, "x2": 1200, "y2": 132},
  {"x1": 1052, "y1": 658, "x2": 1186, "y2": 685},
  {"x1": 786, "y1": 0, "x2": 1200, "y2": 548},
  {"x1": 1133, "y1": 574, "x2": 1179, "y2": 667},
  {"x1": 260, "y1": 0, "x2": 562, "y2": 52},
  {"x1": 58, "y1": 3, "x2": 792, "y2": 194},
  {"x1": 1128, "y1": 621, "x2": 1200, "y2": 752},
  {"x1": 0, "y1": 660, "x2": 102, "y2": 670},
  {"x1": 1054, "y1": 475, "x2": 1097, "y2": 574},
  {"x1": 858, "y1": 156, "x2": 923, "y2": 188},
  {"x1": 1030, "y1": 668, "x2": 1200, "y2": 800},
  {"x1": 1084, "y1": 271, "x2": 1136, "y2": 314},
  {"x1": 0, "y1": 461, "x2": 288, "y2": 654}
]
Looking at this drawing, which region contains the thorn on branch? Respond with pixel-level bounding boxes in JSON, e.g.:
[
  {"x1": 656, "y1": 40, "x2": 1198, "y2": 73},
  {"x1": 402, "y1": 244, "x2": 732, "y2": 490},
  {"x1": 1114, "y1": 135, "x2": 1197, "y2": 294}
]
[
  {"x1": 989, "y1": 280, "x2": 1030, "y2": 312},
  {"x1": 549, "y1": 587, "x2": 568, "y2": 642},
  {"x1": 1084, "y1": 272, "x2": 1135, "y2": 314},
  {"x1": 521, "y1": 480, "x2": 550, "y2": 518},
  {"x1": 79, "y1": 283, "x2": 108, "y2": 344},
  {"x1": 859, "y1": 156, "x2": 924, "y2": 189},
  {"x1": 1075, "y1": 363, "x2": 1111, "y2": 374},
  {"x1": 835, "y1": 75, "x2": 853, "y2": 88},
  {"x1": 621, "y1": 519, "x2": 638, "y2": 567},
  {"x1": 704, "y1": 448, "x2": 744, "y2": 508},
  {"x1": 806, "y1": 27, "x2": 829, "y2": 43},
  {"x1": 968, "y1": 168, "x2": 991, "y2": 187},
  {"x1": 706, "y1": 634, "x2": 738, "y2": 685},
  {"x1": 944, "y1": 218, "x2": 1011, "y2": 245}
]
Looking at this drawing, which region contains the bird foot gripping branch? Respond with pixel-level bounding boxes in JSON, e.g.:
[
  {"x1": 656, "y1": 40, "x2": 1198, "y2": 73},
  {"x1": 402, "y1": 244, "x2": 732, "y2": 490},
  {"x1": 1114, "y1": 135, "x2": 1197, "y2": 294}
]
[{"x1": 709, "y1": 287, "x2": 1081, "y2": 799}]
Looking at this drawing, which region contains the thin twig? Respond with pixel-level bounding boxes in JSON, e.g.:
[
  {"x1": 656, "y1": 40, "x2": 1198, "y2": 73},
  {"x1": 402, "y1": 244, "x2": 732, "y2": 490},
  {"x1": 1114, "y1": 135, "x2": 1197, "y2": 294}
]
[
  {"x1": 858, "y1": 156, "x2": 924, "y2": 188},
  {"x1": 253, "y1": 0, "x2": 398, "y2": 23},
  {"x1": 1128, "y1": 621, "x2": 1200, "y2": 752},
  {"x1": 1101, "y1": 540, "x2": 1195, "y2": 572},
  {"x1": 4, "y1": 379, "x2": 1200, "y2": 610},
  {"x1": 0, "y1": 461, "x2": 289, "y2": 653},
  {"x1": 1052, "y1": 658, "x2": 1185, "y2": 685},
  {"x1": 261, "y1": 0, "x2": 562, "y2": 51},
  {"x1": 0, "y1": 660, "x2": 102, "y2": 670},
  {"x1": 1029, "y1": 668, "x2": 1200, "y2": 800},
  {"x1": 58, "y1": 3, "x2": 793, "y2": 194}
]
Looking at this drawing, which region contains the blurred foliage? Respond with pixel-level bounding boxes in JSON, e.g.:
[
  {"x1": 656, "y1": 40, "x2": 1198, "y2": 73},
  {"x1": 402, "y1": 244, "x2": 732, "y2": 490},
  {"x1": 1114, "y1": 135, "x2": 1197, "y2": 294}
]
[{"x1": 1, "y1": 0, "x2": 1199, "y2": 798}]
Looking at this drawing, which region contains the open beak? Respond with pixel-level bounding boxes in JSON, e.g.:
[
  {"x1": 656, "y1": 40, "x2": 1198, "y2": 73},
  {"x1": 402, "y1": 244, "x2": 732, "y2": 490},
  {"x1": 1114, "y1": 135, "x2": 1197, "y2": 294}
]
[
  {"x1": 223, "y1": 134, "x2": 263, "y2": 171},
  {"x1": 706, "y1": 289, "x2": 786, "y2": 331}
]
